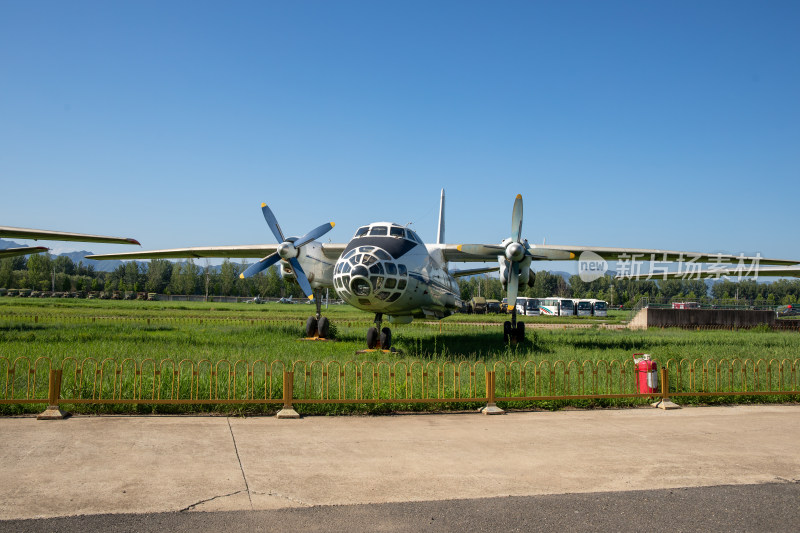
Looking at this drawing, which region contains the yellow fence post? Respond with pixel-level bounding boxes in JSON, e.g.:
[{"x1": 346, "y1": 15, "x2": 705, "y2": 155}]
[
  {"x1": 481, "y1": 370, "x2": 505, "y2": 415},
  {"x1": 651, "y1": 367, "x2": 680, "y2": 410},
  {"x1": 277, "y1": 371, "x2": 300, "y2": 419},
  {"x1": 38, "y1": 369, "x2": 67, "y2": 420}
]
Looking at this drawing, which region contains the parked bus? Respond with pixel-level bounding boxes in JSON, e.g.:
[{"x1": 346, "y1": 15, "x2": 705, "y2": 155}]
[
  {"x1": 515, "y1": 297, "x2": 540, "y2": 316},
  {"x1": 575, "y1": 300, "x2": 593, "y2": 316},
  {"x1": 538, "y1": 297, "x2": 574, "y2": 317},
  {"x1": 590, "y1": 299, "x2": 608, "y2": 317}
]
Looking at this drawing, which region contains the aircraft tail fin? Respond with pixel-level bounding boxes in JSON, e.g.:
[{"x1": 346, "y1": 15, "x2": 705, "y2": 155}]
[{"x1": 436, "y1": 189, "x2": 445, "y2": 244}]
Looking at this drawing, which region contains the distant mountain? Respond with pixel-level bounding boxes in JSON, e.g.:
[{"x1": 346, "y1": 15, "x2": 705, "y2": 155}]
[{"x1": 0, "y1": 238, "x2": 24, "y2": 250}]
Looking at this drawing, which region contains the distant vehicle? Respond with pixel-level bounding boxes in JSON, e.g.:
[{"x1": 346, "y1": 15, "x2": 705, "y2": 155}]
[
  {"x1": 246, "y1": 296, "x2": 265, "y2": 304},
  {"x1": 278, "y1": 297, "x2": 295, "y2": 304},
  {"x1": 575, "y1": 300, "x2": 593, "y2": 316},
  {"x1": 467, "y1": 296, "x2": 487, "y2": 314},
  {"x1": 590, "y1": 299, "x2": 608, "y2": 317},
  {"x1": 515, "y1": 297, "x2": 540, "y2": 316},
  {"x1": 538, "y1": 297, "x2": 574, "y2": 317},
  {"x1": 486, "y1": 299, "x2": 502, "y2": 314},
  {"x1": 672, "y1": 302, "x2": 700, "y2": 309},
  {"x1": 777, "y1": 304, "x2": 800, "y2": 317}
]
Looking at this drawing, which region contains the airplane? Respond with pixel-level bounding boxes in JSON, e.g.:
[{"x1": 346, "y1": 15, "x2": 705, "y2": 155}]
[
  {"x1": 0, "y1": 226, "x2": 140, "y2": 259},
  {"x1": 86, "y1": 190, "x2": 799, "y2": 349}
]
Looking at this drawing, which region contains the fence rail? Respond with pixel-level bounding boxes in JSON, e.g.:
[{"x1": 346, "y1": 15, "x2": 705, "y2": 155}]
[{"x1": 1, "y1": 357, "x2": 798, "y2": 414}]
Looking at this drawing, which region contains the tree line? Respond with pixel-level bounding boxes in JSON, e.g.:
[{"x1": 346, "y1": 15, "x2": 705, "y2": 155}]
[
  {"x1": 2, "y1": 254, "x2": 799, "y2": 306},
  {"x1": 457, "y1": 271, "x2": 800, "y2": 307},
  {"x1": 0, "y1": 255, "x2": 305, "y2": 299}
]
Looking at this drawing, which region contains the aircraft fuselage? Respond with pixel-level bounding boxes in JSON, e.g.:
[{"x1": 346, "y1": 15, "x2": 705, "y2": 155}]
[{"x1": 290, "y1": 222, "x2": 461, "y2": 322}]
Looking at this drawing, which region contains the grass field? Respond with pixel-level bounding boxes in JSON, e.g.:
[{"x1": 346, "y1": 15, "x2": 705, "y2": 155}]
[{"x1": 1, "y1": 298, "x2": 798, "y2": 414}]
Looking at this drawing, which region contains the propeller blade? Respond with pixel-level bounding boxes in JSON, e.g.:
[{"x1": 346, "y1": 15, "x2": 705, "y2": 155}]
[
  {"x1": 239, "y1": 253, "x2": 280, "y2": 279},
  {"x1": 511, "y1": 194, "x2": 523, "y2": 243},
  {"x1": 294, "y1": 222, "x2": 335, "y2": 248},
  {"x1": 507, "y1": 261, "x2": 520, "y2": 308},
  {"x1": 457, "y1": 244, "x2": 505, "y2": 256},
  {"x1": 260, "y1": 203, "x2": 285, "y2": 243},
  {"x1": 288, "y1": 257, "x2": 314, "y2": 299}
]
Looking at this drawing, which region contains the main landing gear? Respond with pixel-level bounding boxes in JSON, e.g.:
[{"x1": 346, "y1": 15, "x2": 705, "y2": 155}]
[
  {"x1": 503, "y1": 308, "x2": 525, "y2": 343},
  {"x1": 304, "y1": 290, "x2": 331, "y2": 340},
  {"x1": 365, "y1": 313, "x2": 393, "y2": 351}
]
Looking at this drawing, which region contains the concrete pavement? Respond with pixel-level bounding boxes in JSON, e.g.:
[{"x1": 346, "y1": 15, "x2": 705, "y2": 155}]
[{"x1": 0, "y1": 406, "x2": 799, "y2": 520}]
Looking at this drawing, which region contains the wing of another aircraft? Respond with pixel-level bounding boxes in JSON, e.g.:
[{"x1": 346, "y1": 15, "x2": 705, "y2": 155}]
[
  {"x1": 0, "y1": 226, "x2": 140, "y2": 245},
  {"x1": 450, "y1": 266, "x2": 499, "y2": 278},
  {"x1": 86, "y1": 243, "x2": 348, "y2": 261},
  {"x1": 617, "y1": 264, "x2": 800, "y2": 280},
  {"x1": 0, "y1": 246, "x2": 49, "y2": 259}
]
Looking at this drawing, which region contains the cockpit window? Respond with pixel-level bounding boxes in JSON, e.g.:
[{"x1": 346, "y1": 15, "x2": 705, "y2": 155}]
[
  {"x1": 374, "y1": 249, "x2": 391, "y2": 261},
  {"x1": 407, "y1": 230, "x2": 422, "y2": 243},
  {"x1": 390, "y1": 227, "x2": 405, "y2": 238},
  {"x1": 369, "y1": 226, "x2": 388, "y2": 236},
  {"x1": 398, "y1": 264, "x2": 407, "y2": 275},
  {"x1": 355, "y1": 227, "x2": 368, "y2": 237}
]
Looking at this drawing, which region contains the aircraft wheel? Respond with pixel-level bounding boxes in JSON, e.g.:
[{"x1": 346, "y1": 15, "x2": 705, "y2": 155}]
[
  {"x1": 380, "y1": 327, "x2": 392, "y2": 350},
  {"x1": 367, "y1": 327, "x2": 379, "y2": 349},
  {"x1": 305, "y1": 316, "x2": 318, "y2": 338},
  {"x1": 317, "y1": 316, "x2": 330, "y2": 339},
  {"x1": 515, "y1": 321, "x2": 525, "y2": 342},
  {"x1": 503, "y1": 321, "x2": 512, "y2": 343}
]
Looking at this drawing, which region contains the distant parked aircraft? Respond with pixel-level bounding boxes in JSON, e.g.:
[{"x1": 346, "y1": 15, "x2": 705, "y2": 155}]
[{"x1": 0, "y1": 226, "x2": 140, "y2": 259}]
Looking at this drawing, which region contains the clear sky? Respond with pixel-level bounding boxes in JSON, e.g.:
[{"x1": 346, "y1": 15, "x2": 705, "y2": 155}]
[{"x1": 2, "y1": 1, "x2": 798, "y2": 269}]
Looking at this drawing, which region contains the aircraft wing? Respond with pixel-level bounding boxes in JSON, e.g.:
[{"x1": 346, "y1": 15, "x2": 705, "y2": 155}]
[
  {"x1": 0, "y1": 226, "x2": 140, "y2": 245},
  {"x1": 450, "y1": 266, "x2": 500, "y2": 278},
  {"x1": 443, "y1": 243, "x2": 799, "y2": 266},
  {"x1": 86, "y1": 243, "x2": 349, "y2": 261},
  {"x1": 617, "y1": 264, "x2": 800, "y2": 280},
  {"x1": 0, "y1": 246, "x2": 49, "y2": 259}
]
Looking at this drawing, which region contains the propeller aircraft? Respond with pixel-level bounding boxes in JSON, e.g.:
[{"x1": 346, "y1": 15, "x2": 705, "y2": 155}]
[
  {"x1": 87, "y1": 190, "x2": 799, "y2": 349},
  {"x1": 0, "y1": 226, "x2": 140, "y2": 259}
]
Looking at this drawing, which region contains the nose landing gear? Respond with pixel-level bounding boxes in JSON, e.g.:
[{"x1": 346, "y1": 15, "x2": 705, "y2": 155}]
[
  {"x1": 503, "y1": 307, "x2": 525, "y2": 344},
  {"x1": 361, "y1": 313, "x2": 397, "y2": 353}
]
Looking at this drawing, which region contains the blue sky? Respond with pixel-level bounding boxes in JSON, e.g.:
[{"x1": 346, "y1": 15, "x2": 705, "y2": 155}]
[{"x1": 2, "y1": 1, "x2": 798, "y2": 269}]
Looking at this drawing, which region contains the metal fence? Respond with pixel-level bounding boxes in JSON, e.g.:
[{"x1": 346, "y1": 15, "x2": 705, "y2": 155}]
[{"x1": 2, "y1": 357, "x2": 798, "y2": 415}]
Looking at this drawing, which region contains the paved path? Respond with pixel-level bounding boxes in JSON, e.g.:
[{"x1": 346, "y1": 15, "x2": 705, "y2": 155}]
[{"x1": 1, "y1": 406, "x2": 798, "y2": 524}]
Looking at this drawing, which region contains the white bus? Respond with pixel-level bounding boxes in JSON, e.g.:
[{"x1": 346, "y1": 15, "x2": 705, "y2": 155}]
[
  {"x1": 538, "y1": 297, "x2": 574, "y2": 317},
  {"x1": 515, "y1": 297, "x2": 540, "y2": 316},
  {"x1": 590, "y1": 299, "x2": 608, "y2": 317},
  {"x1": 575, "y1": 299, "x2": 593, "y2": 316}
]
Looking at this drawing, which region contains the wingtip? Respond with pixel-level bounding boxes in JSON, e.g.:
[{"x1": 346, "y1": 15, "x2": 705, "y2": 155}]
[
  {"x1": 308, "y1": 295, "x2": 314, "y2": 300},
  {"x1": 239, "y1": 273, "x2": 245, "y2": 279},
  {"x1": 330, "y1": 222, "x2": 335, "y2": 228},
  {"x1": 128, "y1": 238, "x2": 141, "y2": 246},
  {"x1": 457, "y1": 245, "x2": 463, "y2": 252},
  {"x1": 261, "y1": 202, "x2": 267, "y2": 208},
  {"x1": 516, "y1": 194, "x2": 522, "y2": 200}
]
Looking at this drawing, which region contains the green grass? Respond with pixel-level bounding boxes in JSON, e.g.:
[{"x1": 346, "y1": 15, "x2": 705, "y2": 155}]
[{"x1": 1, "y1": 298, "x2": 798, "y2": 415}]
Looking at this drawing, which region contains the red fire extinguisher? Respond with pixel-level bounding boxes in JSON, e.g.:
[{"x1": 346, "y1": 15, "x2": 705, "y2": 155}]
[{"x1": 633, "y1": 353, "x2": 659, "y2": 394}]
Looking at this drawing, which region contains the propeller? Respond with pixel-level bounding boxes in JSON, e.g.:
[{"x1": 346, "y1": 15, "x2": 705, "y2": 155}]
[
  {"x1": 239, "y1": 203, "x2": 334, "y2": 300},
  {"x1": 505, "y1": 194, "x2": 526, "y2": 309},
  {"x1": 457, "y1": 194, "x2": 530, "y2": 310}
]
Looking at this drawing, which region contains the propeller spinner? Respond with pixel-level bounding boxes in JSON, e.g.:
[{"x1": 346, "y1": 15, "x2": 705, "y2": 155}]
[{"x1": 239, "y1": 203, "x2": 334, "y2": 300}]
